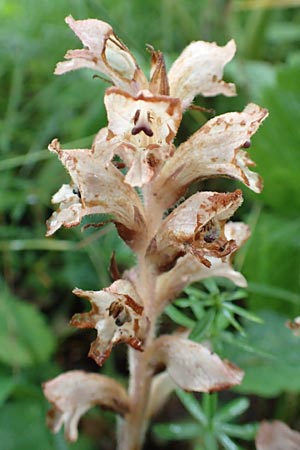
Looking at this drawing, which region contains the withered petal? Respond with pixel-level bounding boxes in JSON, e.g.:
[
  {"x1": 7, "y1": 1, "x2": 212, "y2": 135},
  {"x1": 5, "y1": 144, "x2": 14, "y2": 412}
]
[
  {"x1": 47, "y1": 138, "x2": 146, "y2": 245},
  {"x1": 55, "y1": 16, "x2": 148, "y2": 94},
  {"x1": 43, "y1": 370, "x2": 130, "y2": 442},
  {"x1": 156, "y1": 222, "x2": 249, "y2": 307},
  {"x1": 147, "y1": 190, "x2": 243, "y2": 271},
  {"x1": 71, "y1": 280, "x2": 145, "y2": 366},
  {"x1": 150, "y1": 336, "x2": 244, "y2": 392},
  {"x1": 153, "y1": 103, "x2": 268, "y2": 210},
  {"x1": 168, "y1": 39, "x2": 236, "y2": 109}
]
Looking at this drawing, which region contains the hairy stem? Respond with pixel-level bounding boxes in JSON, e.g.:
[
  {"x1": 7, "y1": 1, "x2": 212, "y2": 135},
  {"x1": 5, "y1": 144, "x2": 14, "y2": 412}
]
[{"x1": 117, "y1": 184, "x2": 163, "y2": 450}]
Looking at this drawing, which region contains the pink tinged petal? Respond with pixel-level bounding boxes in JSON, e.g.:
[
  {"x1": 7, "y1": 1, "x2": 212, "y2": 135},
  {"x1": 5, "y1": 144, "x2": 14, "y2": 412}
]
[
  {"x1": 153, "y1": 103, "x2": 268, "y2": 210},
  {"x1": 147, "y1": 190, "x2": 243, "y2": 271},
  {"x1": 43, "y1": 370, "x2": 130, "y2": 442},
  {"x1": 256, "y1": 421, "x2": 300, "y2": 450},
  {"x1": 70, "y1": 280, "x2": 145, "y2": 366},
  {"x1": 47, "y1": 139, "x2": 146, "y2": 246},
  {"x1": 55, "y1": 16, "x2": 148, "y2": 95},
  {"x1": 150, "y1": 336, "x2": 244, "y2": 392},
  {"x1": 105, "y1": 88, "x2": 182, "y2": 148},
  {"x1": 168, "y1": 39, "x2": 236, "y2": 109}
]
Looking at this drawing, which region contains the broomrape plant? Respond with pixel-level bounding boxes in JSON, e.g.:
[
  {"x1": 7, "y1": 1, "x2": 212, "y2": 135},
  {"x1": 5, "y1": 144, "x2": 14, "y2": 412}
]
[{"x1": 41, "y1": 15, "x2": 288, "y2": 450}]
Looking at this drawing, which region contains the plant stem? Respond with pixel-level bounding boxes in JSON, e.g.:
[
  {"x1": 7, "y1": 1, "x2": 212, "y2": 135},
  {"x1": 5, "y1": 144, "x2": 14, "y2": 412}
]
[{"x1": 117, "y1": 184, "x2": 163, "y2": 450}]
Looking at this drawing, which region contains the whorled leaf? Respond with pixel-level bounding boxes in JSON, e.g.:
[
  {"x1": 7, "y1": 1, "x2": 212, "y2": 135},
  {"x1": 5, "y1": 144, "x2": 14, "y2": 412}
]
[
  {"x1": 168, "y1": 39, "x2": 237, "y2": 109},
  {"x1": 256, "y1": 421, "x2": 300, "y2": 450},
  {"x1": 149, "y1": 335, "x2": 244, "y2": 392},
  {"x1": 43, "y1": 370, "x2": 130, "y2": 442},
  {"x1": 55, "y1": 15, "x2": 148, "y2": 95},
  {"x1": 152, "y1": 103, "x2": 268, "y2": 209},
  {"x1": 147, "y1": 190, "x2": 243, "y2": 272},
  {"x1": 70, "y1": 279, "x2": 146, "y2": 366}
]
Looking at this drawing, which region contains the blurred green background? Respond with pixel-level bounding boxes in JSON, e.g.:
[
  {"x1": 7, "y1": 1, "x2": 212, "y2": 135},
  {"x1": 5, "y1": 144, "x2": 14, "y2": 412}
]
[{"x1": 1, "y1": 0, "x2": 300, "y2": 449}]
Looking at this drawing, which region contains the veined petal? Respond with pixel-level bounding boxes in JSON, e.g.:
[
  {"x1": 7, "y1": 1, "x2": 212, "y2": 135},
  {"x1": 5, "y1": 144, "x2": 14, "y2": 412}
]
[
  {"x1": 153, "y1": 103, "x2": 268, "y2": 210},
  {"x1": 150, "y1": 335, "x2": 244, "y2": 392},
  {"x1": 46, "y1": 139, "x2": 146, "y2": 246},
  {"x1": 156, "y1": 222, "x2": 249, "y2": 306},
  {"x1": 43, "y1": 370, "x2": 129, "y2": 442},
  {"x1": 55, "y1": 15, "x2": 148, "y2": 95},
  {"x1": 70, "y1": 279, "x2": 145, "y2": 366},
  {"x1": 147, "y1": 190, "x2": 243, "y2": 271},
  {"x1": 256, "y1": 421, "x2": 300, "y2": 450},
  {"x1": 168, "y1": 39, "x2": 236, "y2": 109}
]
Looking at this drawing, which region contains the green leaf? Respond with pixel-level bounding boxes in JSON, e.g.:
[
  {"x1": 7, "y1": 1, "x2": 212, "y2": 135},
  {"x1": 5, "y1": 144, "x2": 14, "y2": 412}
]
[
  {"x1": 217, "y1": 433, "x2": 240, "y2": 450},
  {"x1": 0, "y1": 289, "x2": 56, "y2": 367},
  {"x1": 223, "y1": 303, "x2": 263, "y2": 324},
  {"x1": 223, "y1": 311, "x2": 300, "y2": 396},
  {"x1": 215, "y1": 398, "x2": 249, "y2": 423},
  {"x1": 164, "y1": 304, "x2": 195, "y2": 328},
  {"x1": 0, "y1": 399, "x2": 93, "y2": 450},
  {"x1": 222, "y1": 309, "x2": 246, "y2": 336},
  {"x1": 176, "y1": 390, "x2": 207, "y2": 426},
  {"x1": 189, "y1": 309, "x2": 215, "y2": 342},
  {"x1": 219, "y1": 423, "x2": 257, "y2": 441},
  {"x1": 0, "y1": 375, "x2": 15, "y2": 406},
  {"x1": 153, "y1": 421, "x2": 201, "y2": 441}
]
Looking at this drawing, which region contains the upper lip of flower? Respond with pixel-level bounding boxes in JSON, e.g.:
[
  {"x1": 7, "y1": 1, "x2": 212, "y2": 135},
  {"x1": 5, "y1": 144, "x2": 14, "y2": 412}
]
[{"x1": 55, "y1": 15, "x2": 237, "y2": 105}]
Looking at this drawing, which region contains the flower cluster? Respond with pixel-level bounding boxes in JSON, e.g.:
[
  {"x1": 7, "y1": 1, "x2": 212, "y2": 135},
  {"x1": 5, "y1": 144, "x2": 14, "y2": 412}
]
[{"x1": 43, "y1": 16, "x2": 268, "y2": 449}]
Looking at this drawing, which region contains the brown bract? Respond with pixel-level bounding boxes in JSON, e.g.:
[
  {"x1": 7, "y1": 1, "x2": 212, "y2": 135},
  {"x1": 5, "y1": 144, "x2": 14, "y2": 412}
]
[
  {"x1": 46, "y1": 138, "x2": 146, "y2": 247},
  {"x1": 168, "y1": 39, "x2": 237, "y2": 109},
  {"x1": 55, "y1": 15, "x2": 148, "y2": 95},
  {"x1": 256, "y1": 421, "x2": 300, "y2": 450},
  {"x1": 70, "y1": 280, "x2": 145, "y2": 366},
  {"x1": 149, "y1": 335, "x2": 244, "y2": 392},
  {"x1": 147, "y1": 190, "x2": 243, "y2": 271},
  {"x1": 152, "y1": 103, "x2": 268, "y2": 210},
  {"x1": 156, "y1": 221, "x2": 249, "y2": 307},
  {"x1": 43, "y1": 370, "x2": 130, "y2": 442}
]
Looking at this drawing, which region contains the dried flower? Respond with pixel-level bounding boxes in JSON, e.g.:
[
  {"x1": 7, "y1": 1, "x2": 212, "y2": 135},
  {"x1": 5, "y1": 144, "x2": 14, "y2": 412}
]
[
  {"x1": 44, "y1": 15, "x2": 268, "y2": 450},
  {"x1": 70, "y1": 280, "x2": 145, "y2": 366}
]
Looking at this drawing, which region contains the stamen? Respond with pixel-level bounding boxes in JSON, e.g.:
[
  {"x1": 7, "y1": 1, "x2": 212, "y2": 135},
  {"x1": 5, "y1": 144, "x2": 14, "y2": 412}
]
[{"x1": 131, "y1": 109, "x2": 154, "y2": 137}]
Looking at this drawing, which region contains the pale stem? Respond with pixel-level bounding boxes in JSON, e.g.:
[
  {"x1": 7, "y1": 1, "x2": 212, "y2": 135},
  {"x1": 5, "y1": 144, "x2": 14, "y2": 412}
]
[{"x1": 117, "y1": 182, "x2": 165, "y2": 450}]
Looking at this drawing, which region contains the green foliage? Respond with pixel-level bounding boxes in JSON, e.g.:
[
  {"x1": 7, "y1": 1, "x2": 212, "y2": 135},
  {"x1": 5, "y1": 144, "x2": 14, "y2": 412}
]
[
  {"x1": 154, "y1": 391, "x2": 257, "y2": 450},
  {"x1": 223, "y1": 310, "x2": 300, "y2": 397},
  {"x1": 0, "y1": 287, "x2": 56, "y2": 367}
]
